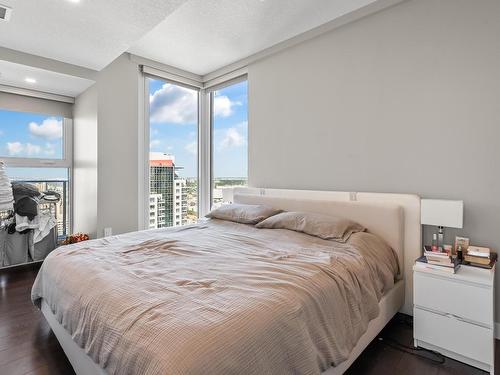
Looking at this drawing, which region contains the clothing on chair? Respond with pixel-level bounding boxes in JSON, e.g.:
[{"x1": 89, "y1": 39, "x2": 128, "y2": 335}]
[
  {"x1": 14, "y1": 197, "x2": 39, "y2": 220},
  {"x1": 33, "y1": 213, "x2": 57, "y2": 244}
]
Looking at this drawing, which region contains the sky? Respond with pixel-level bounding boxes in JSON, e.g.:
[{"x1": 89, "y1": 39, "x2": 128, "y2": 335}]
[
  {"x1": 0, "y1": 110, "x2": 63, "y2": 159},
  {"x1": 149, "y1": 78, "x2": 248, "y2": 178},
  {"x1": 0, "y1": 109, "x2": 66, "y2": 180},
  {"x1": 0, "y1": 79, "x2": 248, "y2": 181}
]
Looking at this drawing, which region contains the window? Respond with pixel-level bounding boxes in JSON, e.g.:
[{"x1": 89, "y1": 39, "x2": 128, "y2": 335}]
[
  {"x1": 210, "y1": 80, "x2": 248, "y2": 208},
  {"x1": 147, "y1": 78, "x2": 199, "y2": 229},
  {"x1": 0, "y1": 108, "x2": 72, "y2": 240},
  {"x1": 141, "y1": 70, "x2": 248, "y2": 228},
  {"x1": 0, "y1": 110, "x2": 66, "y2": 160}
]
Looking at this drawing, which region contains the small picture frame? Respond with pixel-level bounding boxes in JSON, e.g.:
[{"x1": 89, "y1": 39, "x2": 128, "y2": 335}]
[{"x1": 454, "y1": 236, "x2": 470, "y2": 254}]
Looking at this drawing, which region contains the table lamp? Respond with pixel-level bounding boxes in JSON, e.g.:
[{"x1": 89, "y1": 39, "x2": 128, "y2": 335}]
[{"x1": 421, "y1": 199, "x2": 463, "y2": 249}]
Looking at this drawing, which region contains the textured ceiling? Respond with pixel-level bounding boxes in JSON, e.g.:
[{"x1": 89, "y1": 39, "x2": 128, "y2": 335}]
[
  {"x1": 0, "y1": 60, "x2": 94, "y2": 97},
  {"x1": 0, "y1": 0, "x2": 383, "y2": 95},
  {"x1": 129, "y1": 0, "x2": 378, "y2": 75},
  {"x1": 0, "y1": 0, "x2": 187, "y2": 70}
]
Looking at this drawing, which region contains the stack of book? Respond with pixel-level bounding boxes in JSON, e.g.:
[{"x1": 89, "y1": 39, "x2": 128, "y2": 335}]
[
  {"x1": 463, "y1": 246, "x2": 496, "y2": 269},
  {"x1": 415, "y1": 246, "x2": 460, "y2": 274}
]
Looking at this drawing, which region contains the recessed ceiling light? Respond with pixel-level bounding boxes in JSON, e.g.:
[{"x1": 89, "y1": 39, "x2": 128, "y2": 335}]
[
  {"x1": 25, "y1": 77, "x2": 37, "y2": 84},
  {"x1": 66, "y1": 0, "x2": 81, "y2": 3}
]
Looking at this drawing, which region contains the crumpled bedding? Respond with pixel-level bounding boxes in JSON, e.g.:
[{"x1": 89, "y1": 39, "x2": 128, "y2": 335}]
[{"x1": 32, "y1": 219, "x2": 399, "y2": 375}]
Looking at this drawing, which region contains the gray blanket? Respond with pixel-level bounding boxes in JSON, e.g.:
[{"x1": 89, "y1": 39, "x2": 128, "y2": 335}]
[{"x1": 32, "y1": 219, "x2": 399, "y2": 375}]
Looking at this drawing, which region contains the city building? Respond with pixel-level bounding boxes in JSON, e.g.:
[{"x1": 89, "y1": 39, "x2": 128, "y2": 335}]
[
  {"x1": 148, "y1": 193, "x2": 163, "y2": 229},
  {"x1": 29, "y1": 180, "x2": 69, "y2": 240},
  {"x1": 149, "y1": 153, "x2": 187, "y2": 229},
  {"x1": 212, "y1": 178, "x2": 248, "y2": 208}
]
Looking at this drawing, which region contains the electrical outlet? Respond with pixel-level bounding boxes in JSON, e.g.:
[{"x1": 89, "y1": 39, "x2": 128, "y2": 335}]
[{"x1": 104, "y1": 227, "x2": 112, "y2": 237}]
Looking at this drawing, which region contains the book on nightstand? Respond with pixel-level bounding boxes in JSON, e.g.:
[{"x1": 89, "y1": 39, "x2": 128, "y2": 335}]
[
  {"x1": 463, "y1": 252, "x2": 497, "y2": 269},
  {"x1": 466, "y1": 245, "x2": 490, "y2": 258},
  {"x1": 415, "y1": 255, "x2": 460, "y2": 274}
]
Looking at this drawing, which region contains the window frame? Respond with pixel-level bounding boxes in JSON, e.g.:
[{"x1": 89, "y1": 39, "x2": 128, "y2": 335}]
[
  {"x1": 139, "y1": 68, "x2": 248, "y2": 230},
  {"x1": 207, "y1": 75, "x2": 248, "y2": 208},
  {"x1": 141, "y1": 74, "x2": 202, "y2": 230},
  {"x1": 0, "y1": 112, "x2": 73, "y2": 236},
  {"x1": 0, "y1": 117, "x2": 73, "y2": 168}
]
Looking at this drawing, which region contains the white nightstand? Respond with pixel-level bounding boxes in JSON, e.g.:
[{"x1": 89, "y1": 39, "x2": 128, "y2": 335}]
[{"x1": 413, "y1": 263, "x2": 495, "y2": 374}]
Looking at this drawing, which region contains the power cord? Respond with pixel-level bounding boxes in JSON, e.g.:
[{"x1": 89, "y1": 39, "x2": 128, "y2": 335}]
[
  {"x1": 376, "y1": 336, "x2": 446, "y2": 364},
  {"x1": 376, "y1": 314, "x2": 446, "y2": 365}
]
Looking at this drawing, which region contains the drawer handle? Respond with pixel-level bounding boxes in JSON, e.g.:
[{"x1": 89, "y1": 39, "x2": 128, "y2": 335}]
[
  {"x1": 416, "y1": 307, "x2": 492, "y2": 329},
  {"x1": 445, "y1": 313, "x2": 466, "y2": 323}
]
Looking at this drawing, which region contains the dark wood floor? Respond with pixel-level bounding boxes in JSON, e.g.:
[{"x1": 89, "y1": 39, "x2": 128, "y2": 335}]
[{"x1": 0, "y1": 265, "x2": 496, "y2": 375}]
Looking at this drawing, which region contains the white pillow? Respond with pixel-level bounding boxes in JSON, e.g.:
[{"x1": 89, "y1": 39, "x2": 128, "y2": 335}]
[
  {"x1": 256, "y1": 211, "x2": 365, "y2": 242},
  {"x1": 206, "y1": 203, "x2": 282, "y2": 224}
]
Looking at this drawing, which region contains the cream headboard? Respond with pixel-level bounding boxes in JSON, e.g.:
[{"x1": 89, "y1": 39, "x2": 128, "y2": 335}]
[{"x1": 233, "y1": 188, "x2": 421, "y2": 315}]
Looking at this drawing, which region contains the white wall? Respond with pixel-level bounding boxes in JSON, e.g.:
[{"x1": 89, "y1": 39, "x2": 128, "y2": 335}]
[
  {"x1": 96, "y1": 54, "x2": 141, "y2": 237},
  {"x1": 73, "y1": 84, "x2": 98, "y2": 238},
  {"x1": 72, "y1": 54, "x2": 141, "y2": 238},
  {"x1": 248, "y1": 0, "x2": 500, "y2": 317}
]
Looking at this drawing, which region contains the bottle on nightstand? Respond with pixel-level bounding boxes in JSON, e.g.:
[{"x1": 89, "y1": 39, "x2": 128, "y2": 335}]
[{"x1": 431, "y1": 234, "x2": 438, "y2": 252}]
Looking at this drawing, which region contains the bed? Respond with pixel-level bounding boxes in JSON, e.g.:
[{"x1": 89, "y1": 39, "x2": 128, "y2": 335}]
[{"x1": 32, "y1": 188, "x2": 421, "y2": 375}]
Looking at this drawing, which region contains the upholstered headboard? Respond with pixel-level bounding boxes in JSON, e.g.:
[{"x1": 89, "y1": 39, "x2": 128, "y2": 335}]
[
  {"x1": 233, "y1": 188, "x2": 421, "y2": 315},
  {"x1": 234, "y1": 194, "x2": 404, "y2": 267}
]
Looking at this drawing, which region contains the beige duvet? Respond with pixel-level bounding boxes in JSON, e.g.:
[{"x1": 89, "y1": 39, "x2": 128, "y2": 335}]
[{"x1": 32, "y1": 219, "x2": 399, "y2": 375}]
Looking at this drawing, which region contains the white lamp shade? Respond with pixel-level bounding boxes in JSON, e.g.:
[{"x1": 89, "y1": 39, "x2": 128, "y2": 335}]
[{"x1": 421, "y1": 199, "x2": 463, "y2": 228}]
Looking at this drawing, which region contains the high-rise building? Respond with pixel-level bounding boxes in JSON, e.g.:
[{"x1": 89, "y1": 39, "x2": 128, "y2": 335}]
[
  {"x1": 148, "y1": 193, "x2": 163, "y2": 228},
  {"x1": 149, "y1": 153, "x2": 187, "y2": 229}
]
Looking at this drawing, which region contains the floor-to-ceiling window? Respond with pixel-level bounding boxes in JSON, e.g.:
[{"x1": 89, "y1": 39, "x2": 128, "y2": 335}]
[
  {"x1": 0, "y1": 109, "x2": 72, "y2": 239},
  {"x1": 210, "y1": 79, "x2": 248, "y2": 208},
  {"x1": 147, "y1": 78, "x2": 199, "y2": 228},
  {"x1": 142, "y1": 71, "x2": 247, "y2": 227}
]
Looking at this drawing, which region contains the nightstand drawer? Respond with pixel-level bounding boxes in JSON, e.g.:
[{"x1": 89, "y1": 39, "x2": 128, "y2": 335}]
[
  {"x1": 414, "y1": 272, "x2": 493, "y2": 326},
  {"x1": 414, "y1": 307, "x2": 493, "y2": 365}
]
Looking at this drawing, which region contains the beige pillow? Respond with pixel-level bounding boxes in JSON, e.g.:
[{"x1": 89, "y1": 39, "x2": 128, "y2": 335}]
[
  {"x1": 206, "y1": 203, "x2": 282, "y2": 224},
  {"x1": 256, "y1": 211, "x2": 365, "y2": 242}
]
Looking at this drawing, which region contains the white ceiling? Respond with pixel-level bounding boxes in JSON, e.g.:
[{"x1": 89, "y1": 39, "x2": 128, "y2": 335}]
[
  {"x1": 0, "y1": 60, "x2": 94, "y2": 97},
  {"x1": 0, "y1": 0, "x2": 187, "y2": 70},
  {"x1": 129, "y1": 0, "x2": 378, "y2": 75},
  {"x1": 0, "y1": 0, "x2": 384, "y2": 96}
]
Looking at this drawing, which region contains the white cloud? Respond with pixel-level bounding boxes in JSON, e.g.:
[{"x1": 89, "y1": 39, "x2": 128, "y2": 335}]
[
  {"x1": 213, "y1": 95, "x2": 240, "y2": 118},
  {"x1": 150, "y1": 84, "x2": 197, "y2": 124},
  {"x1": 6, "y1": 142, "x2": 55, "y2": 156},
  {"x1": 149, "y1": 84, "x2": 241, "y2": 123},
  {"x1": 29, "y1": 117, "x2": 63, "y2": 140},
  {"x1": 235, "y1": 121, "x2": 248, "y2": 130},
  {"x1": 219, "y1": 128, "x2": 245, "y2": 150},
  {"x1": 7, "y1": 142, "x2": 24, "y2": 155},
  {"x1": 26, "y1": 143, "x2": 41, "y2": 156},
  {"x1": 44, "y1": 143, "x2": 56, "y2": 156},
  {"x1": 184, "y1": 141, "x2": 197, "y2": 155},
  {"x1": 150, "y1": 139, "x2": 162, "y2": 149}
]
